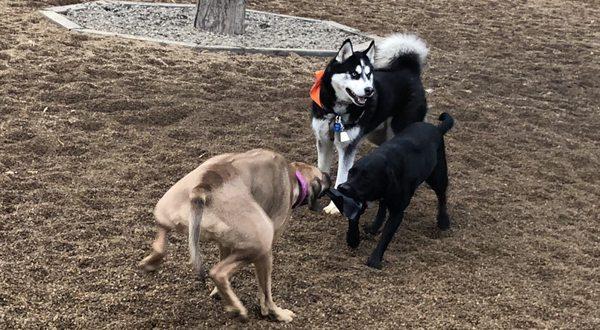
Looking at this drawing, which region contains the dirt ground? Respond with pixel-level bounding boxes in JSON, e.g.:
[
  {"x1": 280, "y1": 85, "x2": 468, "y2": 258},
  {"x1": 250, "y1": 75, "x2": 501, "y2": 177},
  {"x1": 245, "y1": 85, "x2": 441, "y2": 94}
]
[{"x1": 1, "y1": 0, "x2": 599, "y2": 328}]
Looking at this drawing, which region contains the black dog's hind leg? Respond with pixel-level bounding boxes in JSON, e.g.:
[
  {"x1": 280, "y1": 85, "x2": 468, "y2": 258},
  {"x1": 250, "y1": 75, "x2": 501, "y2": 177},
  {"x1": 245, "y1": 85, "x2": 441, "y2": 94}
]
[
  {"x1": 426, "y1": 145, "x2": 450, "y2": 230},
  {"x1": 363, "y1": 202, "x2": 387, "y2": 235},
  {"x1": 366, "y1": 210, "x2": 405, "y2": 269}
]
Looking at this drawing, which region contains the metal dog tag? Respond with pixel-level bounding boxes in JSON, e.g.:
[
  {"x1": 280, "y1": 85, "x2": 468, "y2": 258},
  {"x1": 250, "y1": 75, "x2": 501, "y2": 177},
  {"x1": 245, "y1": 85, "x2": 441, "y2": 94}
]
[
  {"x1": 333, "y1": 116, "x2": 344, "y2": 132},
  {"x1": 340, "y1": 131, "x2": 350, "y2": 142},
  {"x1": 334, "y1": 123, "x2": 343, "y2": 132}
]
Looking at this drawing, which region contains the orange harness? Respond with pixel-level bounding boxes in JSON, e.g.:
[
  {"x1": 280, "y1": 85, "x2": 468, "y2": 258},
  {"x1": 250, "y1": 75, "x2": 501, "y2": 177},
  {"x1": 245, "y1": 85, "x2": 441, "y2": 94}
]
[{"x1": 310, "y1": 70, "x2": 325, "y2": 108}]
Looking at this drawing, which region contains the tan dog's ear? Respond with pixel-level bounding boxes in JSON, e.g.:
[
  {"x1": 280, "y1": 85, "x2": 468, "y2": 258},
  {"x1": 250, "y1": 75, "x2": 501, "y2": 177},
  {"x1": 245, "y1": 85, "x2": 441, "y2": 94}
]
[
  {"x1": 308, "y1": 178, "x2": 323, "y2": 212},
  {"x1": 322, "y1": 172, "x2": 332, "y2": 194}
]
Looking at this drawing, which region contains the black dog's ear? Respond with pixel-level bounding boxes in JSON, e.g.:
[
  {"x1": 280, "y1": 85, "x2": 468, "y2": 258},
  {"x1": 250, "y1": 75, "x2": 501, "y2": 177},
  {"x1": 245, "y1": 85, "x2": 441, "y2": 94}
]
[
  {"x1": 336, "y1": 39, "x2": 354, "y2": 63},
  {"x1": 308, "y1": 179, "x2": 323, "y2": 212}
]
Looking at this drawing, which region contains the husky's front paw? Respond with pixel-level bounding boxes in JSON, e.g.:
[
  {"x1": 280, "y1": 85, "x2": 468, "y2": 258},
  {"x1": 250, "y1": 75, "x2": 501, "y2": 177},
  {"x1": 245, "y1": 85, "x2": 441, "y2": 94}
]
[
  {"x1": 323, "y1": 201, "x2": 340, "y2": 215},
  {"x1": 273, "y1": 308, "x2": 296, "y2": 323}
]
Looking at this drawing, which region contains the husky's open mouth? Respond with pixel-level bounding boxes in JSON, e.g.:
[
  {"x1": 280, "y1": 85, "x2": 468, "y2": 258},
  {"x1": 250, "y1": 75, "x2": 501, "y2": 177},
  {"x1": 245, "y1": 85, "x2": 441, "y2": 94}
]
[{"x1": 345, "y1": 88, "x2": 368, "y2": 107}]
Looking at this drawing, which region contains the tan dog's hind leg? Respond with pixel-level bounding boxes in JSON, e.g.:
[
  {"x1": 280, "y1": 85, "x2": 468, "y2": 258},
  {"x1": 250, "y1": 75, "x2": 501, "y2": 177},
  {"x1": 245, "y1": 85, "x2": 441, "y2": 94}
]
[
  {"x1": 209, "y1": 246, "x2": 231, "y2": 299},
  {"x1": 209, "y1": 286, "x2": 219, "y2": 299},
  {"x1": 209, "y1": 253, "x2": 248, "y2": 320},
  {"x1": 254, "y1": 252, "x2": 296, "y2": 322},
  {"x1": 139, "y1": 225, "x2": 169, "y2": 272}
]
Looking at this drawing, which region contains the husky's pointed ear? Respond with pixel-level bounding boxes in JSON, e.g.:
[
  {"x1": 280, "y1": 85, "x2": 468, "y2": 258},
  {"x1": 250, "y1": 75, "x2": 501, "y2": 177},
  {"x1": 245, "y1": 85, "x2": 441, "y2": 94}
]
[
  {"x1": 335, "y1": 39, "x2": 354, "y2": 63},
  {"x1": 365, "y1": 40, "x2": 375, "y2": 64}
]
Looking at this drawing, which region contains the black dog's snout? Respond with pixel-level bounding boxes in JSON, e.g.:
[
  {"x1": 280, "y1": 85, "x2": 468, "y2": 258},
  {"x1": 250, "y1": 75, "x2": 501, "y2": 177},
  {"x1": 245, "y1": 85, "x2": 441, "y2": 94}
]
[
  {"x1": 364, "y1": 87, "x2": 374, "y2": 97},
  {"x1": 337, "y1": 183, "x2": 354, "y2": 197},
  {"x1": 326, "y1": 187, "x2": 366, "y2": 222}
]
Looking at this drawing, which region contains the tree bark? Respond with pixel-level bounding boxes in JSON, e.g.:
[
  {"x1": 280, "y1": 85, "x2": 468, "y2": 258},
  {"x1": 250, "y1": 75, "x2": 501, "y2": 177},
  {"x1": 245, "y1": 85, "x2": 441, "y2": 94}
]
[{"x1": 194, "y1": 0, "x2": 246, "y2": 36}]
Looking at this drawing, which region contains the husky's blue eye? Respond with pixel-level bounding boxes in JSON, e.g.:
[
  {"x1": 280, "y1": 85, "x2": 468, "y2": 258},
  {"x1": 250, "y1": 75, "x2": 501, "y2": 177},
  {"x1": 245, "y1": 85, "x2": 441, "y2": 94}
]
[{"x1": 351, "y1": 72, "x2": 360, "y2": 79}]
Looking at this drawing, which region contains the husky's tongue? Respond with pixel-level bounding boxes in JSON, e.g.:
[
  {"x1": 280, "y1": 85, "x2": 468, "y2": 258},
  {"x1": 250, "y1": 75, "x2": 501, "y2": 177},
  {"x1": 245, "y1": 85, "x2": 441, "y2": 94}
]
[{"x1": 346, "y1": 88, "x2": 367, "y2": 107}]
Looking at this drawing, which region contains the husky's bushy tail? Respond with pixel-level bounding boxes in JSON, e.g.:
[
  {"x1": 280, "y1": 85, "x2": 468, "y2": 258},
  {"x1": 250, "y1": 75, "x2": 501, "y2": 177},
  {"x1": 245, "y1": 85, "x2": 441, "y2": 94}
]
[
  {"x1": 437, "y1": 112, "x2": 454, "y2": 134},
  {"x1": 374, "y1": 33, "x2": 428, "y2": 73}
]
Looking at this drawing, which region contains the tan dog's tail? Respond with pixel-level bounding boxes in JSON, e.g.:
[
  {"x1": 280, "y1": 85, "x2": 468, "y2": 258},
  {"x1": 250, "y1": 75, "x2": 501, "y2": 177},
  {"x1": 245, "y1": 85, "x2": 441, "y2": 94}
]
[{"x1": 188, "y1": 188, "x2": 207, "y2": 280}]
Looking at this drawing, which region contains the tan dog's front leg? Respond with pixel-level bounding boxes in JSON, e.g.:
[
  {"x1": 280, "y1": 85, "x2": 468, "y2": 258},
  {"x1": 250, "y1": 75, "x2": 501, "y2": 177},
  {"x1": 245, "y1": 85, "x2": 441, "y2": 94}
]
[
  {"x1": 209, "y1": 253, "x2": 248, "y2": 321},
  {"x1": 254, "y1": 252, "x2": 296, "y2": 323}
]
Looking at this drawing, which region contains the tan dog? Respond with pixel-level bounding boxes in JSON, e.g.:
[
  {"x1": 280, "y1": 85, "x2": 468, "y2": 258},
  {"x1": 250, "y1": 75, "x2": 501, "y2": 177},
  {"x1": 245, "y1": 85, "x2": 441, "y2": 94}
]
[{"x1": 139, "y1": 149, "x2": 330, "y2": 322}]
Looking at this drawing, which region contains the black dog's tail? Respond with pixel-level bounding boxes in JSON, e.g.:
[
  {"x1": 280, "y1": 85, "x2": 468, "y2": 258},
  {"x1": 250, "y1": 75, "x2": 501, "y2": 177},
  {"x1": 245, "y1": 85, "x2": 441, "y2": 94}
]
[{"x1": 437, "y1": 112, "x2": 454, "y2": 135}]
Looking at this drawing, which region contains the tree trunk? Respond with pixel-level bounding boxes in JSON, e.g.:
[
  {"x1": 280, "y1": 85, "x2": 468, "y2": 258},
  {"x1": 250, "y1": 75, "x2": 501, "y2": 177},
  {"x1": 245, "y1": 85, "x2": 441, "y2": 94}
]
[{"x1": 194, "y1": 0, "x2": 246, "y2": 36}]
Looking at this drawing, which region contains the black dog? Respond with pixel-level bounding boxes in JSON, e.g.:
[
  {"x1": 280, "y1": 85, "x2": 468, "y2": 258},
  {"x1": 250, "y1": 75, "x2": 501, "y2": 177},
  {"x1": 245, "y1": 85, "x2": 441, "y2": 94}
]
[{"x1": 328, "y1": 113, "x2": 454, "y2": 269}]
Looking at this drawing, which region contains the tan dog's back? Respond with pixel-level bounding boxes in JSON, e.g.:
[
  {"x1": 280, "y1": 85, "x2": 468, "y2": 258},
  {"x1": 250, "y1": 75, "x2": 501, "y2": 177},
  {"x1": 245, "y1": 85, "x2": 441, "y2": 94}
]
[{"x1": 153, "y1": 149, "x2": 293, "y2": 239}]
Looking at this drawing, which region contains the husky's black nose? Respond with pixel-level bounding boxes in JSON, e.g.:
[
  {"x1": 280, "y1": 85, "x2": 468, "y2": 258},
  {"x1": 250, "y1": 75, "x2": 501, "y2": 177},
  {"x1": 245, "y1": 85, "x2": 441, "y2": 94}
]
[{"x1": 364, "y1": 87, "x2": 374, "y2": 97}]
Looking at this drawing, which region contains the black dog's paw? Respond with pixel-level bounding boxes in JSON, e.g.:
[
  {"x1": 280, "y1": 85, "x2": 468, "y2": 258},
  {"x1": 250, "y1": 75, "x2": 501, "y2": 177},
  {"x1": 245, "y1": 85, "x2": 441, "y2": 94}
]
[
  {"x1": 362, "y1": 223, "x2": 379, "y2": 236},
  {"x1": 347, "y1": 239, "x2": 360, "y2": 249},
  {"x1": 346, "y1": 231, "x2": 360, "y2": 249},
  {"x1": 365, "y1": 257, "x2": 382, "y2": 269},
  {"x1": 437, "y1": 214, "x2": 451, "y2": 231}
]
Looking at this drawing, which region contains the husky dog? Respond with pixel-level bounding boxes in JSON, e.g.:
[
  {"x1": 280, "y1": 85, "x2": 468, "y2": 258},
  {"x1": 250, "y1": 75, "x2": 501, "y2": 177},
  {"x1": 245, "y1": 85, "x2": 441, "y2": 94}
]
[{"x1": 310, "y1": 34, "x2": 429, "y2": 214}]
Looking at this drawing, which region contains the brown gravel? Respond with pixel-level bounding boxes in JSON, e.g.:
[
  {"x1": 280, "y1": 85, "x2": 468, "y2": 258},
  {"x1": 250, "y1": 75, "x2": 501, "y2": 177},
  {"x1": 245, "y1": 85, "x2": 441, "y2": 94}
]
[{"x1": 1, "y1": 0, "x2": 599, "y2": 328}]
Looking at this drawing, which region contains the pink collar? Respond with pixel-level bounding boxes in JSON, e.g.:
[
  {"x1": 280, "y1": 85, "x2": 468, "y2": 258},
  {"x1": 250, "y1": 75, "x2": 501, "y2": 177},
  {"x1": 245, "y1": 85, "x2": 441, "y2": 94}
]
[{"x1": 293, "y1": 171, "x2": 309, "y2": 208}]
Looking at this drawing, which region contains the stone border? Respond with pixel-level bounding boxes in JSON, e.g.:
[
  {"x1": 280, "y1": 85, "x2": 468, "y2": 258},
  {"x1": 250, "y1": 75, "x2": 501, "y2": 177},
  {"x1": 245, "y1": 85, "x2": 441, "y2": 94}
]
[{"x1": 40, "y1": 0, "x2": 378, "y2": 57}]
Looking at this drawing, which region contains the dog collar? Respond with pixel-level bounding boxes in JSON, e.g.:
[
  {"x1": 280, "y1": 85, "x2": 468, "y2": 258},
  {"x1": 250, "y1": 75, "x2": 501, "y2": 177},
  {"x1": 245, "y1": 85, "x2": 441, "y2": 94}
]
[
  {"x1": 310, "y1": 70, "x2": 325, "y2": 109},
  {"x1": 293, "y1": 171, "x2": 309, "y2": 208}
]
